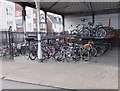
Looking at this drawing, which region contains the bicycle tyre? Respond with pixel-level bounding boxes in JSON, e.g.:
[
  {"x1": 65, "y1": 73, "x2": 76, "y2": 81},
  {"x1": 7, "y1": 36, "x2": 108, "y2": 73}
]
[
  {"x1": 95, "y1": 45, "x2": 104, "y2": 57},
  {"x1": 54, "y1": 50, "x2": 64, "y2": 62},
  {"x1": 96, "y1": 27, "x2": 107, "y2": 38},
  {"x1": 29, "y1": 50, "x2": 37, "y2": 60},
  {"x1": 90, "y1": 48, "x2": 97, "y2": 57},
  {"x1": 80, "y1": 28, "x2": 90, "y2": 38},
  {"x1": 81, "y1": 50, "x2": 92, "y2": 61}
]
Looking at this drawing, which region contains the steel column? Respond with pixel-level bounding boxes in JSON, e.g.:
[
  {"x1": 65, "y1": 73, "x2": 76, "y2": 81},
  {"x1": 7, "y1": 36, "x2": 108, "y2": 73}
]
[
  {"x1": 35, "y1": 1, "x2": 43, "y2": 62},
  {"x1": 8, "y1": 26, "x2": 14, "y2": 60},
  {"x1": 92, "y1": 14, "x2": 95, "y2": 24},
  {"x1": 45, "y1": 11, "x2": 47, "y2": 34},
  {"x1": 62, "y1": 15, "x2": 65, "y2": 32},
  {"x1": 22, "y1": 6, "x2": 26, "y2": 43}
]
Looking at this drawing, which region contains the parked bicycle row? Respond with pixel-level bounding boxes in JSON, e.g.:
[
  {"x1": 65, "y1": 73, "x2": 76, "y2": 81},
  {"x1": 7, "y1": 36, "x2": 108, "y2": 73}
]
[
  {"x1": 28, "y1": 38, "x2": 112, "y2": 62},
  {"x1": 69, "y1": 22, "x2": 114, "y2": 38},
  {"x1": 0, "y1": 35, "x2": 112, "y2": 62},
  {"x1": 0, "y1": 43, "x2": 28, "y2": 59}
]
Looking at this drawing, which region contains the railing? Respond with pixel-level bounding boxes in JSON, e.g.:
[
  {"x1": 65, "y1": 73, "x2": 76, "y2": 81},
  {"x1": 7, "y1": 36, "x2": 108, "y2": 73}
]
[{"x1": 0, "y1": 30, "x2": 38, "y2": 46}]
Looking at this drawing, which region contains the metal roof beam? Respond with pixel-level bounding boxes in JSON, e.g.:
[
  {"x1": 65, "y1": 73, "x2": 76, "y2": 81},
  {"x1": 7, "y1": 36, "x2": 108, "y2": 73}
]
[
  {"x1": 6, "y1": 1, "x2": 120, "y2": 16},
  {"x1": 89, "y1": 2, "x2": 94, "y2": 14},
  {"x1": 65, "y1": 8, "x2": 120, "y2": 16},
  {"x1": 8, "y1": 1, "x2": 63, "y2": 15},
  {"x1": 48, "y1": 2, "x2": 58, "y2": 10}
]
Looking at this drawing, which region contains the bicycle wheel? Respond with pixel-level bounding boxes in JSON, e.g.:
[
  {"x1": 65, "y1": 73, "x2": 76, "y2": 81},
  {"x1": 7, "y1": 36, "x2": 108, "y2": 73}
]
[
  {"x1": 95, "y1": 45, "x2": 104, "y2": 57},
  {"x1": 29, "y1": 50, "x2": 37, "y2": 60},
  {"x1": 90, "y1": 48, "x2": 97, "y2": 57},
  {"x1": 107, "y1": 43, "x2": 112, "y2": 51},
  {"x1": 71, "y1": 29, "x2": 78, "y2": 35},
  {"x1": 4, "y1": 52, "x2": 11, "y2": 59},
  {"x1": 96, "y1": 27, "x2": 107, "y2": 38},
  {"x1": 71, "y1": 48, "x2": 81, "y2": 62},
  {"x1": 0, "y1": 47, "x2": 3, "y2": 57},
  {"x1": 103, "y1": 43, "x2": 112, "y2": 52},
  {"x1": 81, "y1": 50, "x2": 92, "y2": 61},
  {"x1": 3, "y1": 48, "x2": 11, "y2": 59},
  {"x1": 80, "y1": 28, "x2": 90, "y2": 38},
  {"x1": 42, "y1": 52, "x2": 48, "y2": 61},
  {"x1": 64, "y1": 51, "x2": 71, "y2": 63},
  {"x1": 54, "y1": 50, "x2": 64, "y2": 62},
  {"x1": 72, "y1": 54, "x2": 81, "y2": 62},
  {"x1": 14, "y1": 49, "x2": 20, "y2": 57}
]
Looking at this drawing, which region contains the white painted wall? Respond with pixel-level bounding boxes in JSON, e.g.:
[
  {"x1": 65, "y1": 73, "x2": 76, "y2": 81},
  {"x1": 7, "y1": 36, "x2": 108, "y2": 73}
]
[
  {"x1": 0, "y1": 2, "x2": 2, "y2": 30},
  {"x1": 65, "y1": 16, "x2": 92, "y2": 32},
  {"x1": 47, "y1": 12, "x2": 63, "y2": 33},
  {"x1": 65, "y1": 14, "x2": 119, "y2": 32},
  {"x1": 94, "y1": 14, "x2": 118, "y2": 29},
  {"x1": 53, "y1": 23, "x2": 63, "y2": 33},
  {"x1": 0, "y1": 1, "x2": 16, "y2": 31}
]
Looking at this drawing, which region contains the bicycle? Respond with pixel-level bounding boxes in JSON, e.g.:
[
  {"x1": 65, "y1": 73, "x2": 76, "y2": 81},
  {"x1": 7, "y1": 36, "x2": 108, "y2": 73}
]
[
  {"x1": 70, "y1": 24, "x2": 91, "y2": 38},
  {"x1": 29, "y1": 40, "x2": 56, "y2": 61},
  {"x1": 2, "y1": 45, "x2": 12, "y2": 59}
]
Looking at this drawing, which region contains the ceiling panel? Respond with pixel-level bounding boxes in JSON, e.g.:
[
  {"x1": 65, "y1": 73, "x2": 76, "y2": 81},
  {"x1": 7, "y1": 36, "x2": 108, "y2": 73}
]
[
  {"x1": 91, "y1": 2, "x2": 118, "y2": 11},
  {"x1": 7, "y1": 0, "x2": 120, "y2": 15}
]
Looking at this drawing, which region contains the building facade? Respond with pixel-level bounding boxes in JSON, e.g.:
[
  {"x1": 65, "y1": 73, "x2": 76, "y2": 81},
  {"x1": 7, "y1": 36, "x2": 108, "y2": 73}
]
[
  {"x1": 0, "y1": 0, "x2": 16, "y2": 31},
  {"x1": 0, "y1": 1, "x2": 63, "y2": 33},
  {"x1": 47, "y1": 13, "x2": 63, "y2": 33}
]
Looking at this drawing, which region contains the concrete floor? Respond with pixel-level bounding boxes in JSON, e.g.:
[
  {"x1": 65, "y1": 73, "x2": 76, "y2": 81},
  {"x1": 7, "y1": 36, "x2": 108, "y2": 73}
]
[
  {"x1": 1, "y1": 79, "x2": 57, "y2": 89},
  {"x1": 0, "y1": 48, "x2": 118, "y2": 89}
]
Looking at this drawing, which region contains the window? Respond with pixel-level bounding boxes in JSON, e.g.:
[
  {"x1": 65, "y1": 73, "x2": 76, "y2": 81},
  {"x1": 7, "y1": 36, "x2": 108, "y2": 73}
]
[
  {"x1": 54, "y1": 24, "x2": 56, "y2": 28},
  {"x1": 41, "y1": 23, "x2": 45, "y2": 29},
  {"x1": 34, "y1": 23, "x2": 37, "y2": 28},
  {"x1": 56, "y1": 17, "x2": 59, "y2": 21},
  {"x1": 6, "y1": 7, "x2": 13, "y2": 15},
  {"x1": 7, "y1": 21, "x2": 13, "y2": 27},
  {"x1": 33, "y1": 13, "x2": 36, "y2": 18},
  {"x1": 54, "y1": 17, "x2": 57, "y2": 20},
  {"x1": 59, "y1": 18, "x2": 61, "y2": 22},
  {"x1": 7, "y1": 21, "x2": 13, "y2": 25}
]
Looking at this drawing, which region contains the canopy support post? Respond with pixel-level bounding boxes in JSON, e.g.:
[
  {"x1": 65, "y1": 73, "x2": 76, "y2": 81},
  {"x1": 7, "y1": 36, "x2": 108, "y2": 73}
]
[
  {"x1": 22, "y1": 5, "x2": 26, "y2": 43},
  {"x1": 35, "y1": 1, "x2": 43, "y2": 62},
  {"x1": 62, "y1": 15, "x2": 65, "y2": 33},
  {"x1": 92, "y1": 13, "x2": 95, "y2": 24}
]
